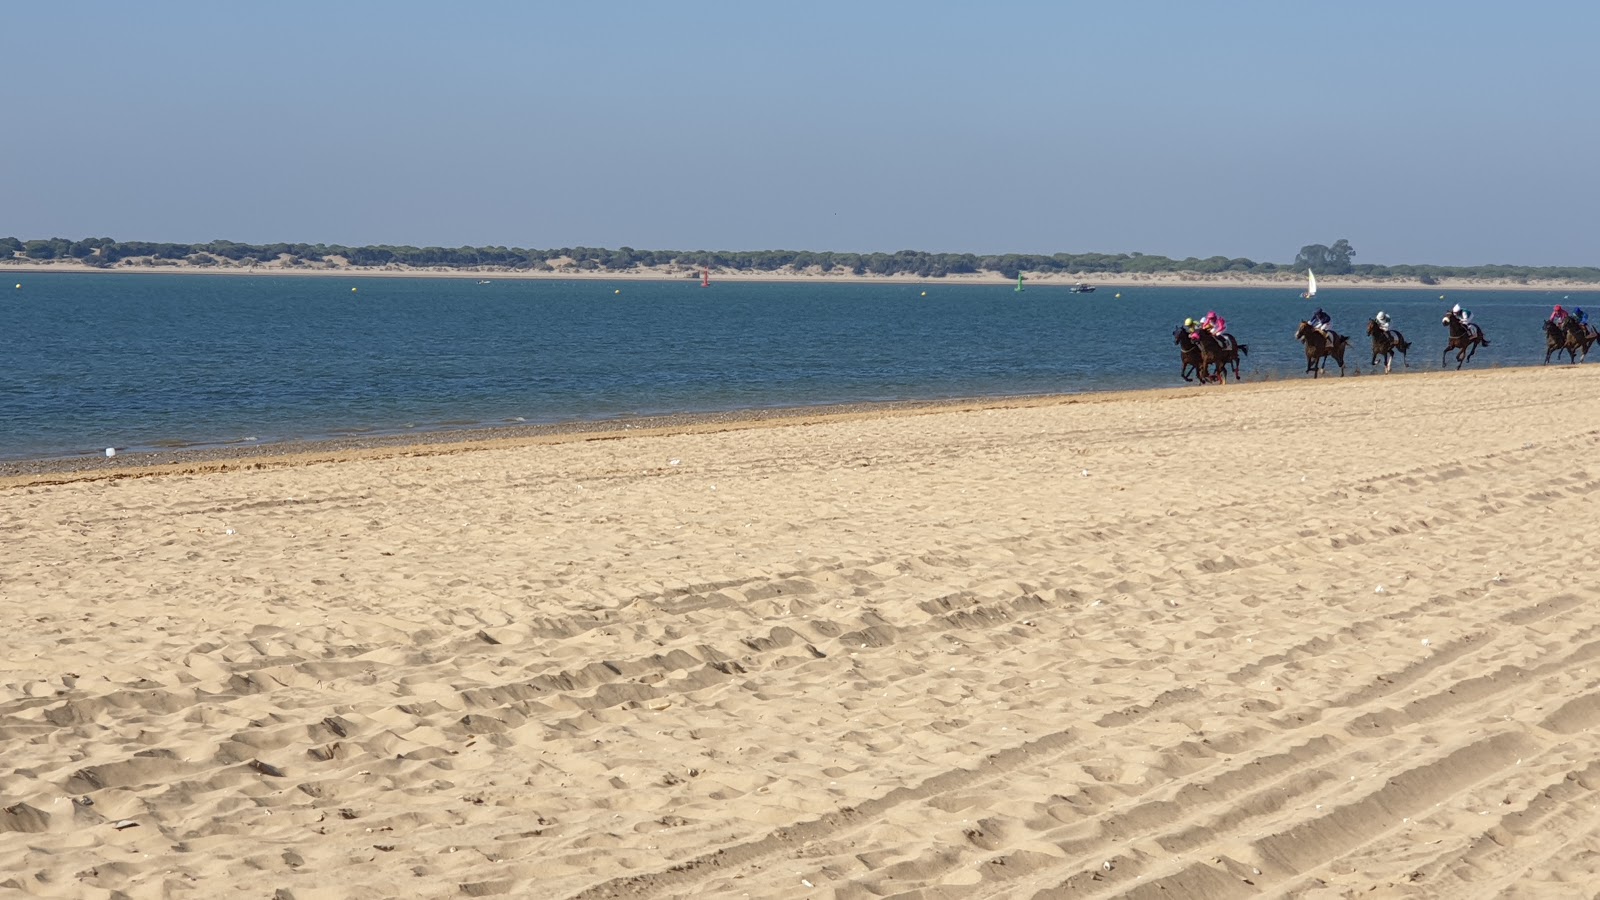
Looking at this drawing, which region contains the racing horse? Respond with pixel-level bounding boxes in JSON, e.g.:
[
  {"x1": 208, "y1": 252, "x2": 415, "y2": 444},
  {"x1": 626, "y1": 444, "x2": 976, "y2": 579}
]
[
  {"x1": 1366, "y1": 319, "x2": 1411, "y2": 374},
  {"x1": 1441, "y1": 311, "x2": 1488, "y2": 369},
  {"x1": 1545, "y1": 319, "x2": 1577, "y2": 365},
  {"x1": 1173, "y1": 327, "x2": 1214, "y2": 383},
  {"x1": 1294, "y1": 321, "x2": 1348, "y2": 378},
  {"x1": 1566, "y1": 318, "x2": 1599, "y2": 363},
  {"x1": 1194, "y1": 328, "x2": 1249, "y2": 383}
]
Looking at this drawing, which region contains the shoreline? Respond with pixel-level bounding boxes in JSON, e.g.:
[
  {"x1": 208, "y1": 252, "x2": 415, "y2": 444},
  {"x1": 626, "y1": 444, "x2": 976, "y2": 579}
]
[
  {"x1": 0, "y1": 390, "x2": 1196, "y2": 487},
  {"x1": 6, "y1": 260, "x2": 1598, "y2": 292},
  {"x1": 0, "y1": 364, "x2": 1569, "y2": 488}
]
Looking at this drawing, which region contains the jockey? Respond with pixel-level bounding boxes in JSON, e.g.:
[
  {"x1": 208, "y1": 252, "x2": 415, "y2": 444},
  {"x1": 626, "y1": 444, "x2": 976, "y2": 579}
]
[
  {"x1": 1183, "y1": 317, "x2": 1200, "y2": 337},
  {"x1": 1550, "y1": 304, "x2": 1569, "y2": 327},
  {"x1": 1374, "y1": 310, "x2": 1393, "y2": 336},
  {"x1": 1450, "y1": 302, "x2": 1489, "y2": 345},
  {"x1": 1309, "y1": 307, "x2": 1332, "y2": 335},
  {"x1": 1201, "y1": 310, "x2": 1227, "y2": 336},
  {"x1": 1576, "y1": 307, "x2": 1590, "y2": 327}
]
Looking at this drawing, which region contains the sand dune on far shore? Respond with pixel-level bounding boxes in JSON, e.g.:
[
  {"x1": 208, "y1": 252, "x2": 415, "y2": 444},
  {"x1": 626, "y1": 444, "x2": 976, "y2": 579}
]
[
  {"x1": 5, "y1": 366, "x2": 1600, "y2": 899},
  {"x1": 7, "y1": 258, "x2": 1599, "y2": 292}
]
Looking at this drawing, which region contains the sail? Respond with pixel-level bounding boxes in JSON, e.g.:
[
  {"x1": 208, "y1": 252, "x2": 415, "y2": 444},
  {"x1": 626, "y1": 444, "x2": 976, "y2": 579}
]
[{"x1": 1306, "y1": 269, "x2": 1318, "y2": 298}]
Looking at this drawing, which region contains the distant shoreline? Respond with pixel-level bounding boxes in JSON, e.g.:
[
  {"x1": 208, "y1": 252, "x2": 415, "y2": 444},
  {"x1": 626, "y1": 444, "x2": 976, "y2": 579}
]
[{"x1": 5, "y1": 260, "x2": 1597, "y2": 292}]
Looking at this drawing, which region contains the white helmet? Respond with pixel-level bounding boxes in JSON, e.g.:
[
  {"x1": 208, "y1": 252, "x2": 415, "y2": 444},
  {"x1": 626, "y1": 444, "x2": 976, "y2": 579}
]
[
  {"x1": 1377, "y1": 310, "x2": 1387, "y2": 318},
  {"x1": 1452, "y1": 303, "x2": 1462, "y2": 313}
]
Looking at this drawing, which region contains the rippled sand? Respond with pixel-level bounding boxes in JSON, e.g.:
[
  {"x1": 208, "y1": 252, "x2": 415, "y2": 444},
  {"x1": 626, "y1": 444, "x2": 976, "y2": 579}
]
[{"x1": 5, "y1": 365, "x2": 1600, "y2": 899}]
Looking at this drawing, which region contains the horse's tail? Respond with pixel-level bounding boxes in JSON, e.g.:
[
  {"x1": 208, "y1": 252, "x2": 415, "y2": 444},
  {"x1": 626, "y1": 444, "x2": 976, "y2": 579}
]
[{"x1": 1236, "y1": 343, "x2": 1249, "y2": 356}]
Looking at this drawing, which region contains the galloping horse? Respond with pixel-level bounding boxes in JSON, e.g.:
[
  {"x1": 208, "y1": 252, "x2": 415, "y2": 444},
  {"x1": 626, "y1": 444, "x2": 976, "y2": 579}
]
[
  {"x1": 1195, "y1": 329, "x2": 1249, "y2": 383},
  {"x1": 1545, "y1": 320, "x2": 1577, "y2": 365},
  {"x1": 1568, "y1": 319, "x2": 1599, "y2": 362},
  {"x1": 1548, "y1": 317, "x2": 1600, "y2": 364},
  {"x1": 1173, "y1": 327, "x2": 1210, "y2": 383},
  {"x1": 1441, "y1": 311, "x2": 1488, "y2": 369},
  {"x1": 1366, "y1": 319, "x2": 1411, "y2": 374},
  {"x1": 1294, "y1": 321, "x2": 1347, "y2": 378}
]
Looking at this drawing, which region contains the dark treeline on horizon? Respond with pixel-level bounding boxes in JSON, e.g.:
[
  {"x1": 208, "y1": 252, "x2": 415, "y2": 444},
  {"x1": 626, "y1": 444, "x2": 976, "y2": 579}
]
[{"x1": 4, "y1": 236, "x2": 1598, "y2": 283}]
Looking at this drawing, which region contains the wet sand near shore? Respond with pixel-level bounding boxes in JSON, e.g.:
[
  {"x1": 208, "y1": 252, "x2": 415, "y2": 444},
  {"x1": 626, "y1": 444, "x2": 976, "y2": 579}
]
[
  {"x1": 4, "y1": 364, "x2": 1600, "y2": 898},
  {"x1": 0, "y1": 392, "x2": 1197, "y2": 487}
]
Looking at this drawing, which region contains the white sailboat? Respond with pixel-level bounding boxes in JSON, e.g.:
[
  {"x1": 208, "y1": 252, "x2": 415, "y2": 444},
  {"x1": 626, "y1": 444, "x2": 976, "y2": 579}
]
[{"x1": 1304, "y1": 269, "x2": 1317, "y2": 300}]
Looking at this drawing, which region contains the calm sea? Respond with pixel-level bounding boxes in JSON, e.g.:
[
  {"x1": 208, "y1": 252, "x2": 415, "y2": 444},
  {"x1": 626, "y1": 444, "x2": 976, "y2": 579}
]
[{"x1": 0, "y1": 273, "x2": 1591, "y2": 461}]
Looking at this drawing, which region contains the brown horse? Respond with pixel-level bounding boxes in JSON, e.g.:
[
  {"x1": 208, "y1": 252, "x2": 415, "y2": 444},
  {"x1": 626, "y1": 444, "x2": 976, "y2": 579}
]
[
  {"x1": 1366, "y1": 319, "x2": 1411, "y2": 373},
  {"x1": 1566, "y1": 318, "x2": 1599, "y2": 362},
  {"x1": 1294, "y1": 321, "x2": 1347, "y2": 377},
  {"x1": 1173, "y1": 327, "x2": 1211, "y2": 383},
  {"x1": 1194, "y1": 329, "x2": 1248, "y2": 383},
  {"x1": 1441, "y1": 312, "x2": 1487, "y2": 369},
  {"x1": 1545, "y1": 320, "x2": 1577, "y2": 365}
]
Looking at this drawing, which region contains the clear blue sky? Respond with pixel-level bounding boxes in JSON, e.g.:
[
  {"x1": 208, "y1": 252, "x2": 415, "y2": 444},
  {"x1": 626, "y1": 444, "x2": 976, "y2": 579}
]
[{"x1": 5, "y1": 1, "x2": 1597, "y2": 265}]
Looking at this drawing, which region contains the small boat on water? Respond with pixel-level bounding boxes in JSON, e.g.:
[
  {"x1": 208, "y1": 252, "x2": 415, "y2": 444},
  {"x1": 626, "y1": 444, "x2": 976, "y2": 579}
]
[
  {"x1": 477, "y1": 280, "x2": 491, "y2": 285},
  {"x1": 1068, "y1": 282, "x2": 1097, "y2": 294},
  {"x1": 1303, "y1": 269, "x2": 1317, "y2": 300}
]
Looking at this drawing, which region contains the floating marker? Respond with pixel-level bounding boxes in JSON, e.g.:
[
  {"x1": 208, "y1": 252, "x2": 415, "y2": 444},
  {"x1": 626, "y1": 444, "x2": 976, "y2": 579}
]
[
  {"x1": 615, "y1": 289, "x2": 621, "y2": 294},
  {"x1": 105, "y1": 448, "x2": 116, "y2": 458},
  {"x1": 921, "y1": 291, "x2": 927, "y2": 297},
  {"x1": 1114, "y1": 293, "x2": 1121, "y2": 298},
  {"x1": 351, "y1": 287, "x2": 358, "y2": 292},
  {"x1": 13, "y1": 284, "x2": 19, "y2": 289}
]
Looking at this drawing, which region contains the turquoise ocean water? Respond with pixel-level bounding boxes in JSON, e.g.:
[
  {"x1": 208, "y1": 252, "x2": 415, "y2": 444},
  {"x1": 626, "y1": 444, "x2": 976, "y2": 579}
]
[{"x1": 0, "y1": 274, "x2": 1591, "y2": 461}]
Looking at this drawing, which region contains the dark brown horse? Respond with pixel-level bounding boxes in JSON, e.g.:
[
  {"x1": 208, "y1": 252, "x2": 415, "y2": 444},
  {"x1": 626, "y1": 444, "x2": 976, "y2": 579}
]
[
  {"x1": 1194, "y1": 329, "x2": 1249, "y2": 383},
  {"x1": 1545, "y1": 320, "x2": 1577, "y2": 365},
  {"x1": 1294, "y1": 321, "x2": 1347, "y2": 377},
  {"x1": 1366, "y1": 319, "x2": 1411, "y2": 373},
  {"x1": 1567, "y1": 319, "x2": 1599, "y2": 362},
  {"x1": 1441, "y1": 312, "x2": 1488, "y2": 369},
  {"x1": 1173, "y1": 327, "x2": 1210, "y2": 383}
]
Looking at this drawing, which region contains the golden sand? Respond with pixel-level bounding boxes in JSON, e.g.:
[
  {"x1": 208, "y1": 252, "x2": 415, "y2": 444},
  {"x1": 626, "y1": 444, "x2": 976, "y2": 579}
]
[{"x1": 4, "y1": 365, "x2": 1600, "y2": 898}]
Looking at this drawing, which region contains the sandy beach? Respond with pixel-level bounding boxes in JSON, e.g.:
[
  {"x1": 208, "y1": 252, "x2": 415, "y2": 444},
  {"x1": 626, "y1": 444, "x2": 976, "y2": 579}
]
[
  {"x1": 6, "y1": 259, "x2": 1598, "y2": 293},
  {"x1": 5, "y1": 366, "x2": 1600, "y2": 898}
]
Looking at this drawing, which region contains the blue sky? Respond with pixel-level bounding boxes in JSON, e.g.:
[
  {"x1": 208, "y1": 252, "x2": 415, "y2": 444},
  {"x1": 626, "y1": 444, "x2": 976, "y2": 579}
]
[{"x1": 5, "y1": 1, "x2": 1597, "y2": 265}]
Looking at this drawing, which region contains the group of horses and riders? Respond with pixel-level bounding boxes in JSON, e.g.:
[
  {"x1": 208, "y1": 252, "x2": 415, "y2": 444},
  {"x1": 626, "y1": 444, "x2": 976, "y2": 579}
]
[
  {"x1": 1545, "y1": 303, "x2": 1599, "y2": 364},
  {"x1": 1173, "y1": 310, "x2": 1249, "y2": 383},
  {"x1": 1176, "y1": 300, "x2": 1595, "y2": 384},
  {"x1": 1294, "y1": 302, "x2": 1493, "y2": 376}
]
